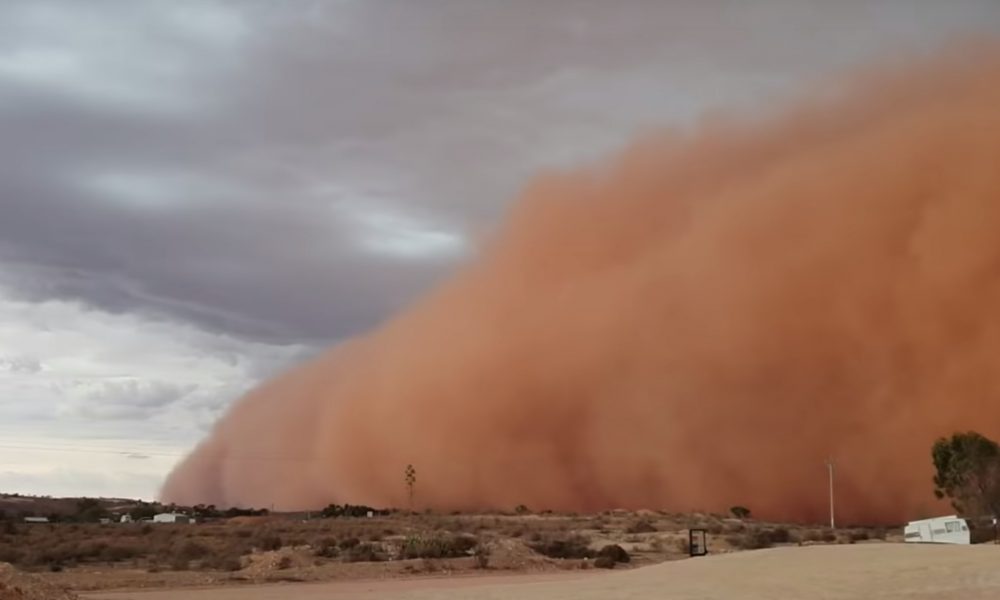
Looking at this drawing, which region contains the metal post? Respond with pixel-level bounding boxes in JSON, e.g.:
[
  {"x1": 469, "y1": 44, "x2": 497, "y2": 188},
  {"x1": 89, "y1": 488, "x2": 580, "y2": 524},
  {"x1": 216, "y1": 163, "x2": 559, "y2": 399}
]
[{"x1": 826, "y1": 458, "x2": 836, "y2": 530}]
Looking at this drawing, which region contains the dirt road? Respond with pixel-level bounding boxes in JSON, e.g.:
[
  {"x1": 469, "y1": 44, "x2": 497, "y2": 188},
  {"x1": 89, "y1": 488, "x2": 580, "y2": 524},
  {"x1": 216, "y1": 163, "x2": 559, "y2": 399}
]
[{"x1": 83, "y1": 544, "x2": 1000, "y2": 599}]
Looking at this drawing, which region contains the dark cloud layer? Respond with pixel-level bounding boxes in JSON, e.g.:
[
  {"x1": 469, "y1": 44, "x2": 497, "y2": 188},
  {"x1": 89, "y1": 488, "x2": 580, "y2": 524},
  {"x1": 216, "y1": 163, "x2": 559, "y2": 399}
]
[{"x1": 2, "y1": 0, "x2": 1000, "y2": 350}]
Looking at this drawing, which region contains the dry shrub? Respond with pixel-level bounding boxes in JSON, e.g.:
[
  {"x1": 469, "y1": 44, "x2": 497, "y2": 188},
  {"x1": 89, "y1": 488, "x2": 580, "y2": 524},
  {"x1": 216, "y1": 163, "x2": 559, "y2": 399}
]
[
  {"x1": 769, "y1": 527, "x2": 792, "y2": 544},
  {"x1": 723, "y1": 522, "x2": 746, "y2": 534},
  {"x1": 803, "y1": 529, "x2": 837, "y2": 543},
  {"x1": 339, "y1": 537, "x2": 360, "y2": 550},
  {"x1": 176, "y1": 540, "x2": 210, "y2": 561},
  {"x1": 473, "y1": 544, "x2": 490, "y2": 569},
  {"x1": 838, "y1": 530, "x2": 871, "y2": 544},
  {"x1": 593, "y1": 555, "x2": 617, "y2": 569},
  {"x1": 529, "y1": 535, "x2": 593, "y2": 559},
  {"x1": 313, "y1": 537, "x2": 340, "y2": 558},
  {"x1": 849, "y1": 530, "x2": 870, "y2": 542},
  {"x1": 420, "y1": 558, "x2": 441, "y2": 572},
  {"x1": 726, "y1": 527, "x2": 791, "y2": 550},
  {"x1": 101, "y1": 543, "x2": 140, "y2": 562},
  {"x1": 675, "y1": 537, "x2": 690, "y2": 554},
  {"x1": 0, "y1": 547, "x2": 23, "y2": 564},
  {"x1": 400, "y1": 534, "x2": 477, "y2": 559},
  {"x1": 203, "y1": 551, "x2": 243, "y2": 572},
  {"x1": 255, "y1": 534, "x2": 282, "y2": 551},
  {"x1": 345, "y1": 542, "x2": 386, "y2": 562},
  {"x1": 596, "y1": 544, "x2": 630, "y2": 564}
]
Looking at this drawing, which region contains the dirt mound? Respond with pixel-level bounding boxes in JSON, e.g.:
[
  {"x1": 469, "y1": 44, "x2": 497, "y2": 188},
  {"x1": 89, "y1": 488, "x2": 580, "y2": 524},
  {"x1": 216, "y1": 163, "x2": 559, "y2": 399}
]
[
  {"x1": 0, "y1": 563, "x2": 78, "y2": 600},
  {"x1": 484, "y1": 539, "x2": 556, "y2": 571},
  {"x1": 239, "y1": 547, "x2": 315, "y2": 579}
]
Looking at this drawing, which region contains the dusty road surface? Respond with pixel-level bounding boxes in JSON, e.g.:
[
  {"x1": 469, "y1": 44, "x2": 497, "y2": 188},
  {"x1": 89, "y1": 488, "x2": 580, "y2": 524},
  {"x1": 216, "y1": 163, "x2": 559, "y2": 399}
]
[{"x1": 83, "y1": 544, "x2": 1000, "y2": 600}]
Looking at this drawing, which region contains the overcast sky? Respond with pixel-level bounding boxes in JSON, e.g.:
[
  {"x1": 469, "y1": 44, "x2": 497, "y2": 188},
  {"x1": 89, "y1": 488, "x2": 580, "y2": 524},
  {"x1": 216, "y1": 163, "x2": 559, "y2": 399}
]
[{"x1": 2, "y1": 0, "x2": 998, "y2": 501}]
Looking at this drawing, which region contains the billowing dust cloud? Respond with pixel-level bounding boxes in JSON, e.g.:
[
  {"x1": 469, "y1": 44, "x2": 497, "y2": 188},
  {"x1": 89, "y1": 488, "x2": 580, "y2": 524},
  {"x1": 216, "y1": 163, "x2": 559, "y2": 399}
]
[{"x1": 163, "y1": 46, "x2": 1000, "y2": 524}]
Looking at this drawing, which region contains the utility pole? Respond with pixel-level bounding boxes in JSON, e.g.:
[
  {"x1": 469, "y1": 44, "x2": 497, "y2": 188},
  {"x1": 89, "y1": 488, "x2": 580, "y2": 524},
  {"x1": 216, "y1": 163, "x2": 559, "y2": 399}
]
[
  {"x1": 825, "y1": 458, "x2": 836, "y2": 530},
  {"x1": 404, "y1": 464, "x2": 416, "y2": 511}
]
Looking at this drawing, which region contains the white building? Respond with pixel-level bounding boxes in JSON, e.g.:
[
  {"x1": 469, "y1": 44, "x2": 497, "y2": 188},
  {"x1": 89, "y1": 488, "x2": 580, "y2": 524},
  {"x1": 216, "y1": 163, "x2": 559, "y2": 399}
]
[
  {"x1": 152, "y1": 512, "x2": 191, "y2": 524},
  {"x1": 904, "y1": 515, "x2": 970, "y2": 544}
]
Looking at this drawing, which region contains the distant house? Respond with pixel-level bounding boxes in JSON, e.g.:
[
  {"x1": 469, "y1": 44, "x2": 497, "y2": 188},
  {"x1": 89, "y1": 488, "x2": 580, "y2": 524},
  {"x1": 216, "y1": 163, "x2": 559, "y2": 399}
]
[
  {"x1": 152, "y1": 513, "x2": 191, "y2": 524},
  {"x1": 23, "y1": 516, "x2": 49, "y2": 524},
  {"x1": 119, "y1": 514, "x2": 133, "y2": 523}
]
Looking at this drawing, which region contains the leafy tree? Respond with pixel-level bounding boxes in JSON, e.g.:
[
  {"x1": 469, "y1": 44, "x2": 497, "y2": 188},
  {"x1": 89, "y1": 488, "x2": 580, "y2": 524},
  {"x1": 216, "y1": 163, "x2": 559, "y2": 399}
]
[
  {"x1": 129, "y1": 503, "x2": 160, "y2": 521},
  {"x1": 75, "y1": 498, "x2": 109, "y2": 522},
  {"x1": 320, "y1": 504, "x2": 386, "y2": 518},
  {"x1": 932, "y1": 431, "x2": 1000, "y2": 518},
  {"x1": 730, "y1": 506, "x2": 752, "y2": 519},
  {"x1": 192, "y1": 504, "x2": 220, "y2": 519}
]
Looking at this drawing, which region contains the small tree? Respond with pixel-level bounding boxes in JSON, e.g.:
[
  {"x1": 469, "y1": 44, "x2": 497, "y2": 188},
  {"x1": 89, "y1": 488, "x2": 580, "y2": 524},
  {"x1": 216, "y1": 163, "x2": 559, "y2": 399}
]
[
  {"x1": 932, "y1": 431, "x2": 1000, "y2": 519},
  {"x1": 730, "y1": 506, "x2": 752, "y2": 519},
  {"x1": 404, "y1": 464, "x2": 417, "y2": 509},
  {"x1": 75, "y1": 498, "x2": 109, "y2": 522},
  {"x1": 130, "y1": 503, "x2": 159, "y2": 521}
]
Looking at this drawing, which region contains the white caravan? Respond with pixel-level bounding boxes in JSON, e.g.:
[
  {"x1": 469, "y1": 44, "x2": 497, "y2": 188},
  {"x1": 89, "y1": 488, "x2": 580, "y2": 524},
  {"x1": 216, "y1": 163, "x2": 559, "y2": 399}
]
[{"x1": 903, "y1": 515, "x2": 970, "y2": 544}]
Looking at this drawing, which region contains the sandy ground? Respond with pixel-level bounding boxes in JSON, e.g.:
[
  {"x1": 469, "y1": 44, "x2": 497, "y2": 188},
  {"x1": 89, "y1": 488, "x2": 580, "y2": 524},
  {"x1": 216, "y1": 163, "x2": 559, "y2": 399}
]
[{"x1": 82, "y1": 543, "x2": 1000, "y2": 600}]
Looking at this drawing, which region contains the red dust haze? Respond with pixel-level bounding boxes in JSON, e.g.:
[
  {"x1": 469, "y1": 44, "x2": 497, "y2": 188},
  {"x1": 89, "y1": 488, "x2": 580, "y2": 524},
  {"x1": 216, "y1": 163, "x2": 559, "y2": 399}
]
[{"x1": 162, "y1": 46, "x2": 1000, "y2": 524}]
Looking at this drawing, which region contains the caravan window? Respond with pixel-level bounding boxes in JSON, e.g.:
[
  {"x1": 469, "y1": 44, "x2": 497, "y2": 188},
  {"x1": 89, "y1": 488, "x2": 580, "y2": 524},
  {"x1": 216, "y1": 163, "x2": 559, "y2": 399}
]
[{"x1": 945, "y1": 520, "x2": 962, "y2": 533}]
